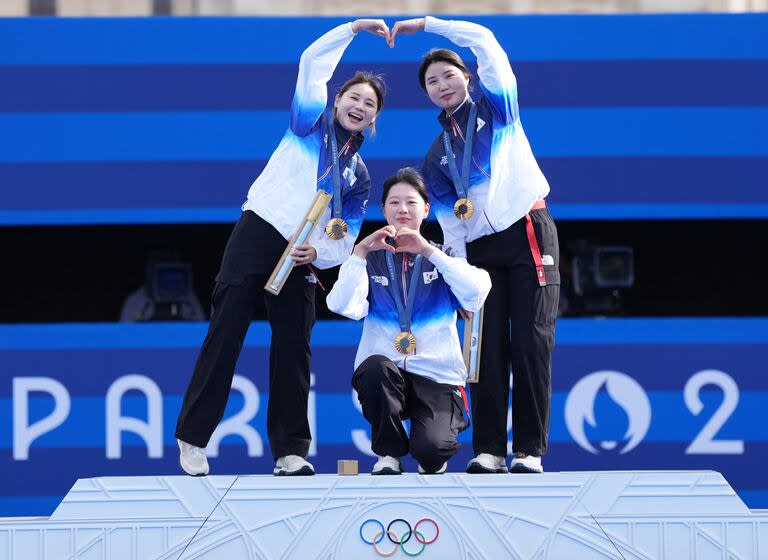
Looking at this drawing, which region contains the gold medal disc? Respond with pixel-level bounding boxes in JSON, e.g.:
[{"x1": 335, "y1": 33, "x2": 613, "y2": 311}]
[
  {"x1": 453, "y1": 198, "x2": 474, "y2": 220},
  {"x1": 325, "y1": 217, "x2": 348, "y2": 240},
  {"x1": 394, "y1": 332, "x2": 416, "y2": 355}
]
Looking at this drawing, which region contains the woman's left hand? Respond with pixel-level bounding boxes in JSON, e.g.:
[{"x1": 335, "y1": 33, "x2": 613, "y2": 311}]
[
  {"x1": 290, "y1": 244, "x2": 317, "y2": 265},
  {"x1": 389, "y1": 18, "x2": 425, "y2": 48},
  {"x1": 394, "y1": 227, "x2": 434, "y2": 257},
  {"x1": 351, "y1": 19, "x2": 391, "y2": 42}
]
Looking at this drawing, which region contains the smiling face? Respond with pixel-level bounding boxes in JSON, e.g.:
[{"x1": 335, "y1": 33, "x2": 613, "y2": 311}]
[
  {"x1": 333, "y1": 82, "x2": 379, "y2": 133},
  {"x1": 423, "y1": 60, "x2": 470, "y2": 113},
  {"x1": 383, "y1": 182, "x2": 430, "y2": 231}
]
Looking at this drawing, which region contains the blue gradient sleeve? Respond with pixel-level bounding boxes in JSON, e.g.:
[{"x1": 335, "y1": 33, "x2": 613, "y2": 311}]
[
  {"x1": 424, "y1": 16, "x2": 519, "y2": 125},
  {"x1": 326, "y1": 254, "x2": 369, "y2": 319},
  {"x1": 427, "y1": 247, "x2": 491, "y2": 311},
  {"x1": 290, "y1": 22, "x2": 357, "y2": 136}
]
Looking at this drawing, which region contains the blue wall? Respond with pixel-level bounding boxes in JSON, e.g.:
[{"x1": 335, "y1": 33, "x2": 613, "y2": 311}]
[
  {"x1": 1, "y1": 319, "x2": 767, "y2": 516},
  {"x1": 1, "y1": 14, "x2": 767, "y2": 225},
  {"x1": 1, "y1": 14, "x2": 767, "y2": 518}
]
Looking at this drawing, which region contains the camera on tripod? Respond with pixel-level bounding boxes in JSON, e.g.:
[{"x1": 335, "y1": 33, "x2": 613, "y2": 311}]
[{"x1": 569, "y1": 241, "x2": 634, "y2": 314}]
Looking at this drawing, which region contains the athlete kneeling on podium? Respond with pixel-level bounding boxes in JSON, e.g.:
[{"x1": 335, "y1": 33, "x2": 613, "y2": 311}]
[{"x1": 327, "y1": 168, "x2": 491, "y2": 474}]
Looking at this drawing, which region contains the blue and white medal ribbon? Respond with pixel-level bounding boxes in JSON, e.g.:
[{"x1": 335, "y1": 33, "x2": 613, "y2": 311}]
[
  {"x1": 324, "y1": 113, "x2": 349, "y2": 240},
  {"x1": 442, "y1": 102, "x2": 477, "y2": 220},
  {"x1": 385, "y1": 252, "x2": 424, "y2": 354}
]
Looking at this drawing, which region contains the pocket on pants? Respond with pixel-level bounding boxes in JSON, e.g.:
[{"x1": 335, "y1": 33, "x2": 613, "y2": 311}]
[
  {"x1": 531, "y1": 209, "x2": 560, "y2": 286},
  {"x1": 534, "y1": 283, "x2": 560, "y2": 327},
  {"x1": 450, "y1": 390, "x2": 470, "y2": 433}
]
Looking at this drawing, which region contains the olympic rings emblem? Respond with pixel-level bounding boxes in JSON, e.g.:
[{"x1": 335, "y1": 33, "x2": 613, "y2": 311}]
[{"x1": 359, "y1": 518, "x2": 439, "y2": 557}]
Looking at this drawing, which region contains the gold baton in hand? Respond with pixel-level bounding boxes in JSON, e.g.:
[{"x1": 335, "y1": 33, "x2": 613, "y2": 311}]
[
  {"x1": 462, "y1": 305, "x2": 484, "y2": 383},
  {"x1": 265, "y1": 191, "x2": 332, "y2": 295}
]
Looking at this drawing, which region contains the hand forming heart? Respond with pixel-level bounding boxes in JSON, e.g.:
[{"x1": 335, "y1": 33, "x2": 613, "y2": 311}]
[
  {"x1": 351, "y1": 19, "x2": 391, "y2": 42},
  {"x1": 351, "y1": 17, "x2": 426, "y2": 47}
]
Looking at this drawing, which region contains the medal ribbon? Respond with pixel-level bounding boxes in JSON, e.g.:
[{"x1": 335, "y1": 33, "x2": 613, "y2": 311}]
[
  {"x1": 441, "y1": 102, "x2": 477, "y2": 202},
  {"x1": 385, "y1": 252, "x2": 424, "y2": 334},
  {"x1": 326, "y1": 111, "x2": 352, "y2": 221}
]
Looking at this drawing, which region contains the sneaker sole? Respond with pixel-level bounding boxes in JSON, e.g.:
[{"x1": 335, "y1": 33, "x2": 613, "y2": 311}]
[
  {"x1": 509, "y1": 463, "x2": 543, "y2": 474},
  {"x1": 466, "y1": 462, "x2": 508, "y2": 474},
  {"x1": 372, "y1": 467, "x2": 402, "y2": 475},
  {"x1": 274, "y1": 465, "x2": 315, "y2": 476},
  {"x1": 179, "y1": 461, "x2": 208, "y2": 477}
]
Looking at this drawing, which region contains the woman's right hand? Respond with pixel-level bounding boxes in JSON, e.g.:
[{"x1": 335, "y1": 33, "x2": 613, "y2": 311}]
[
  {"x1": 351, "y1": 19, "x2": 391, "y2": 42},
  {"x1": 352, "y1": 225, "x2": 397, "y2": 259},
  {"x1": 389, "y1": 18, "x2": 426, "y2": 47}
]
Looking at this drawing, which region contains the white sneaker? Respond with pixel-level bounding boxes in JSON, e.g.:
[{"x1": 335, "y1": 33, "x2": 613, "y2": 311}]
[
  {"x1": 509, "y1": 453, "x2": 543, "y2": 473},
  {"x1": 418, "y1": 462, "x2": 447, "y2": 475},
  {"x1": 177, "y1": 439, "x2": 209, "y2": 477},
  {"x1": 273, "y1": 455, "x2": 315, "y2": 476},
  {"x1": 466, "y1": 453, "x2": 508, "y2": 474},
  {"x1": 372, "y1": 455, "x2": 403, "y2": 475}
]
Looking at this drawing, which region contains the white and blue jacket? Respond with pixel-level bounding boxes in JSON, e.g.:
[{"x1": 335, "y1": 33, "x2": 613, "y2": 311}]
[
  {"x1": 242, "y1": 23, "x2": 371, "y2": 269},
  {"x1": 327, "y1": 246, "x2": 491, "y2": 386},
  {"x1": 421, "y1": 17, "x2": 551, "y2": 258}
]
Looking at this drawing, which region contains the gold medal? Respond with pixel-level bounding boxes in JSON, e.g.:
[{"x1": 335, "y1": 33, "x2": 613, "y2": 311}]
[
  {"x1": 325, "y1": 217, "x2": 348, "y2": 240},
  {"x1": 453, "y1": 198, "x2": 474, "y2": 220},
  {"x1": 394, "y1": 332, "x2": 416, "y2": 355}
]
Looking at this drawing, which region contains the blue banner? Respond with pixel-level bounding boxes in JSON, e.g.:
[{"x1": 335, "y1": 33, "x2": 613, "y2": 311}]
[
  {"x1": 1, "y1": 319, "x2": 767, "y2": 517},
  {"x1": 0, "y1": 14, "x2": 766, "y2": 224}
]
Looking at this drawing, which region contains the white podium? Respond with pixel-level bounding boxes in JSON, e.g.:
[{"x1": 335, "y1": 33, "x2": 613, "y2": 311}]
[{"x1": 1, "y1": 471, "x2": 766, "y2": 559}]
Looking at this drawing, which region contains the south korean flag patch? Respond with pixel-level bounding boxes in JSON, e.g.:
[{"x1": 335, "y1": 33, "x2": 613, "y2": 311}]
[{"x1": 423, "y1": 269, "x2": 439, "y2": 285}]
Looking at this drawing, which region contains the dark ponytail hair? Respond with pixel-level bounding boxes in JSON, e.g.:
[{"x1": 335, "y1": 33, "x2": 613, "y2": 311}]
[
  {"x1": 418, "y1": 48, "x2": 473, "y2": 91},
  {"x1": 336, "y1": 71, "x2": 387, "y2": 135}
]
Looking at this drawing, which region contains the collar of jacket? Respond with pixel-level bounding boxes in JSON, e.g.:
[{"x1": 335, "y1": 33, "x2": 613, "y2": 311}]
[
  {"x1": 437, "y1": 97, "x2": 474, "y2": 136},
  {"x1": 332, "y1": 116, "x2": 365, "y2": 155}
]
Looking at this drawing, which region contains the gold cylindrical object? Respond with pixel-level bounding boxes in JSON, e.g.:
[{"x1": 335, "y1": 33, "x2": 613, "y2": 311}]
[
  {"x1": 462, "y1": 306, "x2": 484, "y2": 383},
  {"x1": 264, "y1": 191, "x2": 332, "y2": 296}
]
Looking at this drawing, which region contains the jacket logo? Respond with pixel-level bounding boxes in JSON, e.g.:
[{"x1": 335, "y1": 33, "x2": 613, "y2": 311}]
[
  {"x1": 423, "y1": 269, "x2": 438, "y2": 285},
  {"x1": 371, "y1": 275, "x2": 389, "y2": 287},
  {"x1": 343, "y1": 166, "x2": 357, "y2": 186},
  {"x1": 476, "y1": 117, "x2": 486, "y2": 132},
  {"x1": 440, "y1": 155, "x2": 448, "y2": 166}
]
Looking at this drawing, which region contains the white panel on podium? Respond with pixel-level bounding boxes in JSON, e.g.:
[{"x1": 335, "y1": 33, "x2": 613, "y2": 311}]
[{"x1": 1, "y1": 471, "x2": 766, "y2": 559}]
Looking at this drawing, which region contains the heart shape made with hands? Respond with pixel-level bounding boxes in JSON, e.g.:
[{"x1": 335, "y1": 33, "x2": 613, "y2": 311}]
[
  {"x1": 353, "y1": 17, "x2": 426, "y2": 48},
  {"x1": 387, "y1": 227, "x2": 429, "y2": 255}
]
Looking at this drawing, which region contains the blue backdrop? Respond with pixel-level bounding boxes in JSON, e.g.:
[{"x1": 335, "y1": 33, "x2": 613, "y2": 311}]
[
  {"x1": 1, "y1": 319, "x2": 767, "y2": 517},
  {"x1": 1, "y1": 13, "x2": 766, "y2": 518},
  {"x1": 0, "y1": 14, "x2": 767, "y2": 225}
]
